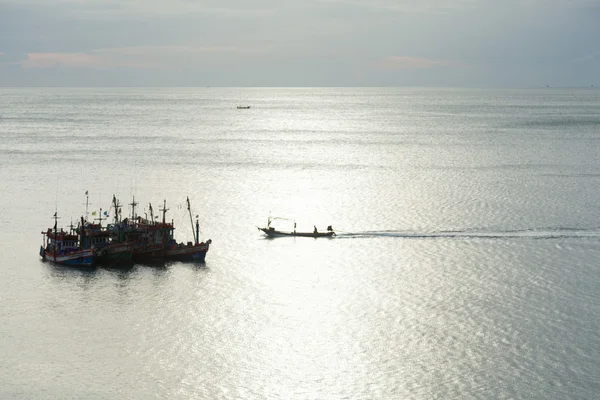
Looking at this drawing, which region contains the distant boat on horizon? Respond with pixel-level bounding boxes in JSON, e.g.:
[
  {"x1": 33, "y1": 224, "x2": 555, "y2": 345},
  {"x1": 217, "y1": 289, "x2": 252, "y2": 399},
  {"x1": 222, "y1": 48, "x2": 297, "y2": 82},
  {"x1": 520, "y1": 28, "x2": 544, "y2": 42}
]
[{"x1": 237, "y1": 105, "x2": 251, "y2": 109}]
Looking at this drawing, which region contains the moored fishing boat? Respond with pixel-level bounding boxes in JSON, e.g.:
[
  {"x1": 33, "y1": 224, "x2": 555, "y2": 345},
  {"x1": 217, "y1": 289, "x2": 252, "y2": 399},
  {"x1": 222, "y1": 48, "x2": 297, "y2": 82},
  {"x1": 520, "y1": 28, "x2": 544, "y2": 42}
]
[
  {"x1": 164, "y1": 240, "x2": 211, "y2": 261},
  {"x1": 78, "y1": 195, "x2": 134, "y2": 266},
  {"x1": 164, "y1": 197, "x2": 211, "y2": 262},
  {"x1": 108, "y1": 197, "x2": 163, "y2": 262},
  {"x1": 96, "y1": 241, "x2": 134, "y2": 265},
  {"x1": 40, "y1": 193, "x2": 211, "y2": 266},
  {"x1": 39, "y1": 213, "x2": 95, "y2": 267}
]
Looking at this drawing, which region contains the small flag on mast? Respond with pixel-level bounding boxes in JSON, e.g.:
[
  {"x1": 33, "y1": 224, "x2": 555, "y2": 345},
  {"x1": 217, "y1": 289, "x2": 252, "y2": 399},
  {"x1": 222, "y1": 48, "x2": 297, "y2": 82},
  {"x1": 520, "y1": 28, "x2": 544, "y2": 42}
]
[{"x1": 85, "y1": 190, "x2": 88, "y2": 195}]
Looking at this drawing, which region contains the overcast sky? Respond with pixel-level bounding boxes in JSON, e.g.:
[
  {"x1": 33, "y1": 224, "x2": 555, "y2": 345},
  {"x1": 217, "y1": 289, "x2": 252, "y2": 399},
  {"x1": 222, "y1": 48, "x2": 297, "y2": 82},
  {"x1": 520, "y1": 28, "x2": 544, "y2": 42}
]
[{"x1": 1, "y1": 0, "x2": 598, "y2": 87}]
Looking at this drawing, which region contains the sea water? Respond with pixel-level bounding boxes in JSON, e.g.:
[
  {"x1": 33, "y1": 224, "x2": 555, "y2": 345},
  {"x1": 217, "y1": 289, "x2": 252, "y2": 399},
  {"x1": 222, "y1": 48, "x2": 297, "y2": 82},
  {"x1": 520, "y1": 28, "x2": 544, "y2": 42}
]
[{"x1": 0, "y1": 87, "x2": 599, "y2": 399}]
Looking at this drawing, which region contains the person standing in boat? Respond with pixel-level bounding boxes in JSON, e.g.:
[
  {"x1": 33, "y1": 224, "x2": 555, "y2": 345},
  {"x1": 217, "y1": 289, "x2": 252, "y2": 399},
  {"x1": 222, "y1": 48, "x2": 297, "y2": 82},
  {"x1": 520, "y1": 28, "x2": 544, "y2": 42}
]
[
  {"x1": 314, "y1": 225, "x2": 318, "y2": 234},
  {"x1": 294, "y1": 222, "x2": 297, "y2": 233}
]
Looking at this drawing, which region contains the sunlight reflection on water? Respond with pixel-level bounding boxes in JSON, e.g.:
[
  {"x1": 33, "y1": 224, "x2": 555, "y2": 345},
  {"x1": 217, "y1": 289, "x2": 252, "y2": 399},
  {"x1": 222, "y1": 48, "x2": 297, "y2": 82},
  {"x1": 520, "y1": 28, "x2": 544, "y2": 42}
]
[{"x1": 1, "y1": 88, "x2": 599, "y2": 399}]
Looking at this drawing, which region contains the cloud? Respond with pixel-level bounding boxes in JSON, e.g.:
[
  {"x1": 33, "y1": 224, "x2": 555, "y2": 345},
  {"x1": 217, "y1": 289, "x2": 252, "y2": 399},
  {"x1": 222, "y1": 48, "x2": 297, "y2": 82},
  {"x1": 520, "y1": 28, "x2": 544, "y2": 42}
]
[
  {"x1": 0, "y1": 52, "x2": 28, "y2": 63},
  {"x1": 17, "y1": 45, "x2": 270, "y2": 70},
  {"x1": 374, "y1": 56, "x2": 462, "y2": 70},
  {"x1": 317, "y1": 0, "x2": 480, "y2": 13},
  {"x1": 21, "y1": 52, "x2": 146, "y2": 69},
  {"x1": 569, "y1": 52, "x2": 600, "y2": 64},
  {"x1": 92, "y1": 45, "x2": 261, "y2": 56}
]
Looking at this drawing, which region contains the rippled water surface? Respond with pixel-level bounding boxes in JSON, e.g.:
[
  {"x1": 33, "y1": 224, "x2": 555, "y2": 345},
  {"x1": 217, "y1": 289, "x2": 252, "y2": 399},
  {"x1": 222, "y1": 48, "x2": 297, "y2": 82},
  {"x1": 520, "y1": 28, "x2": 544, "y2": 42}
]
[{"x1": 1, "y1": 87, "x2": 599, "y2": 399}]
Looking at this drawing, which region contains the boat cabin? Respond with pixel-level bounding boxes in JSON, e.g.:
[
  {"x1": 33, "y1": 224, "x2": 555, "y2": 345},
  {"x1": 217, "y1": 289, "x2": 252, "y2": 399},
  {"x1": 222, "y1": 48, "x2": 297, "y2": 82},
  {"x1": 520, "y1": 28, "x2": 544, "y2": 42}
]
[
  {"x1": 82, "y1": 223, "x2": 111, "y2": 249},
  {"x1": 42, "y1": 229, "x2": 80, "y2": 255}
]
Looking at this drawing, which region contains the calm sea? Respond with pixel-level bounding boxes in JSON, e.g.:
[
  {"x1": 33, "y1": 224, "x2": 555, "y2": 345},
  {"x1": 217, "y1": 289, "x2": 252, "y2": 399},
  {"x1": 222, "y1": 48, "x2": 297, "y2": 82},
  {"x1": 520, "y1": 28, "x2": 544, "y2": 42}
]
[{"x1": 1, "y1": 87, "x2": 599, "y2": 399}]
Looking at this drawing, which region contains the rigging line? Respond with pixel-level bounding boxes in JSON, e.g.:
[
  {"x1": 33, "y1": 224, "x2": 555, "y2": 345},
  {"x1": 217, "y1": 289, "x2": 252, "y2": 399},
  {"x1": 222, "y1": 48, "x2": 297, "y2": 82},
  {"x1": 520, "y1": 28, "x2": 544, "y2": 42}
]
[{"x1": 270, "y1": 216, "x2": 294, "y2": 221}]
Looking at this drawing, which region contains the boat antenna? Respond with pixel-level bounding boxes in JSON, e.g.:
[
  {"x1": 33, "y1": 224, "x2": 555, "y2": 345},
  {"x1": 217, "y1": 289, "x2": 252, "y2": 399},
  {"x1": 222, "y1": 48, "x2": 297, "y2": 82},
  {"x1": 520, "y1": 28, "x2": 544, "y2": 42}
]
[{"x1": 187, "y1": 197, "x2": 197, "y2": 244}]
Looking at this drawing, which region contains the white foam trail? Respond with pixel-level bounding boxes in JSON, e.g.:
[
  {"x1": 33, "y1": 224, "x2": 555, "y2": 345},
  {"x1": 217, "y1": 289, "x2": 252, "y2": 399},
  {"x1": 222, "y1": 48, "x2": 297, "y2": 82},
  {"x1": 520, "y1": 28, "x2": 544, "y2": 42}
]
[{"x1": 335, "y1": 228, "x2": 600, "y2": 240}]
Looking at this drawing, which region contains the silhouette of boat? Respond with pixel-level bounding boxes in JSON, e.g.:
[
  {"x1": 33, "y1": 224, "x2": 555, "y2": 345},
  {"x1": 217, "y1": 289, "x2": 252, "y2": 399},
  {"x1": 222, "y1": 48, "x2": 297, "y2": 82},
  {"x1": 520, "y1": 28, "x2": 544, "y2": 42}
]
[{"x1": 258, "y1": 226, "x2": 335, "y2": 238}]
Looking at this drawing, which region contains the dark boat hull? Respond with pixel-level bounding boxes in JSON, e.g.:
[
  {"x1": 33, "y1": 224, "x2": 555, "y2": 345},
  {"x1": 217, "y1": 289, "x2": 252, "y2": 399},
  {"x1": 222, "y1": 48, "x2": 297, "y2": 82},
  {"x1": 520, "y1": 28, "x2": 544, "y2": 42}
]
[
  {"x1": 132, "y1": 244, "x2": 165, "y2": 262},
  {"x1": 164, "y1": 240, "x2": 211, "y2": 262},
  {"x1": 96, "y1": 243, "x2": 134, "y2": 265},
  {"x1": 259, "y1": 228, "x2": 335, "y2": 238}
]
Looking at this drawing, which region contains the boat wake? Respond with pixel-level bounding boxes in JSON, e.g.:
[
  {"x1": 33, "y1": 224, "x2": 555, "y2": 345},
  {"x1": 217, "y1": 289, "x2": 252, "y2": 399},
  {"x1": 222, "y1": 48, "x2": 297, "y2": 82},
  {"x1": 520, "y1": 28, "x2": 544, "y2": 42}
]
[{"x1": 334, "y1": 227, "x2": 600, "y2": 240}]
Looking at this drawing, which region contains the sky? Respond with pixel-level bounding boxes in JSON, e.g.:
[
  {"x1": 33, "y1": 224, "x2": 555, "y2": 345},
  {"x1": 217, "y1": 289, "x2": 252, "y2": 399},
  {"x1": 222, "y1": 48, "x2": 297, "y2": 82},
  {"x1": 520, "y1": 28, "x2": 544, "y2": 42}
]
[{"x1": 0, "y1": 0, "x2": 599, "y2": 87}]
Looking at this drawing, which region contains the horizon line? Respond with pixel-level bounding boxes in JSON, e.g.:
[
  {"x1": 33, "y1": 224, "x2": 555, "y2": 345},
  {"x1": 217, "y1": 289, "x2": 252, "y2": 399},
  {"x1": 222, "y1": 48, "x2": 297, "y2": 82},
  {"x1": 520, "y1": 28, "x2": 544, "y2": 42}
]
[{"x1": 0, "y1": 85, "x2": 597, "y2": 90}]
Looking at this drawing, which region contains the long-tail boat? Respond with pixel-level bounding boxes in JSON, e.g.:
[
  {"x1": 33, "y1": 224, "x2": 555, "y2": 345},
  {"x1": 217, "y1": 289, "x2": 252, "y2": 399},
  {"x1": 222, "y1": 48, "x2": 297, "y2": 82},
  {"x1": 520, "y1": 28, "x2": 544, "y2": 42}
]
[
  {"x1": 258, "y1": 226, "x2": 336, "y2": 238},
  {"x1": 258, "y1": 216, "x2": 336, "y2": 238}
]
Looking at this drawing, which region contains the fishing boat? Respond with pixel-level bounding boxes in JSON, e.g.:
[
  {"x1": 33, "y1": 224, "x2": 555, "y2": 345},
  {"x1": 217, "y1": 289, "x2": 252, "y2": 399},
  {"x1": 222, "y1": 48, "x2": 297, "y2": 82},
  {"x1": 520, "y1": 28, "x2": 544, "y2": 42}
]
[
  {"x1": 123, "y1": 198, "x2": 168, "y2": 263},
  {"x1": 39, "y1": 213, "x2": 95, "y2": 267},
  {"x1": 258, "y1": 226, "x2": 335, "y2": 238},
  {"x1": 75, "y1": 195, "x2": 134, "y2": 266},
  {"x1": 95, "y1": 241, "x2": 134, "y2": 265},
  {"x1": 110, "y1": 196, "x2": 211, "y2": 263},
  {"x1": 164, "y1": 197, "x2": 211, "y2": 262},
  {"x1": 40, "y1": 193, "x2": 211, "y2": 266},
  {"x1": 237, "y1": 105, "x2": 251, "y2": 109},
  {"x1": 258, "y1": 216, "x2": 335, "y2": 238}
]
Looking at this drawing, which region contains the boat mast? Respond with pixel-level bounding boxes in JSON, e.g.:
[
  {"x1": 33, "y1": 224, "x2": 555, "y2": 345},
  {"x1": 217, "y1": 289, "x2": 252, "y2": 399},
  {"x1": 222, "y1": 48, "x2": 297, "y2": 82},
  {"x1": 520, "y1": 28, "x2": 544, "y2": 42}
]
[
  {"x1": 112, "y1": 195, "x2": 122, "y2": 225},
  {"x1": 130, "y1": 196, "x2": 138, "y2": 224},
  {"x1": 160, "y1": 199, "x2": 168, "y2": 224},
  {"x1": 53, "y1": 211, "x2": 58, "y2": 234},
  {"x1": 196, "y1": 217, "x2": 199, "y2": 245},
  {"x1": 52, "y1": 211, "x2": 59, "y2": 261},
  {"x1": 187, "y1": 197, "x2": 198, "y2": 245},
  {"x1": 80, "y1": 216, "x2": 87, "y2": 249},
  {"x1": 95, "y1": 208, "x2": 104, "y2": 227},
  {"x1": 84, "y1": 190, "x2": 90, "y2": 222}
]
